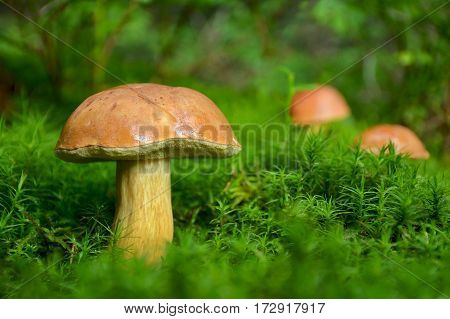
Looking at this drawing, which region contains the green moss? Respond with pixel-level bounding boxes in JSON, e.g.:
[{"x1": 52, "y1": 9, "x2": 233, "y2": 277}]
[{"x1": 0, "y1": 90, "x2": 448, "y2": 298}]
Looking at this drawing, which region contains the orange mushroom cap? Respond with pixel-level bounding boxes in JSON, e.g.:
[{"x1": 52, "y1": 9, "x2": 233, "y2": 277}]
[
  {"x1": 55, "y1": 83, "x2": 241, "y2": 162},
  {"x1": 289, "y1": 85, "x2": 351, "y2": 125},
  {"x1": 359, "y1": 124, "x2": 429, "y2": 159}
]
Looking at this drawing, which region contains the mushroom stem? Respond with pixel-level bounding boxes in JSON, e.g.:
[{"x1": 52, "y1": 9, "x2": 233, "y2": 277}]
[
  {"x1": 309, "y1": 124, "x2": 322, "y2": 133},
  {"x1": 114, "y1": 158, "x2": 173, "y2": 263}
]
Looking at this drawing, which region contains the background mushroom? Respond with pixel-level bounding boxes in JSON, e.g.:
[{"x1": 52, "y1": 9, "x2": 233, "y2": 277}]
[
  {"x1": 55, "y1": 83, "x2": 241, "y2": 263},
  {"x1": 358, "y1": 124, "x2": 429, "y2": 159},
  {"x1": 289, "y1": 85, "x2": 351, "y2": 127}
]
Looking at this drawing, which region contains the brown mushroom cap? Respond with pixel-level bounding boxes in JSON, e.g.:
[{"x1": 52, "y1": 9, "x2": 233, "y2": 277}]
[
  {"x1": 359, "y1": 124, "x2": 429, "y2": 159},
  {"x1": 55, "y1": 83, "x2": 241, "y2": 162},
  {"x1": 289, "y1": 85, "x2": 351, "y2": 125}
]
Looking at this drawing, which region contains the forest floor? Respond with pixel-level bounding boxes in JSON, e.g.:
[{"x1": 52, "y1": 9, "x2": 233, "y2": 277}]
[{"x1": 0, "y1": 86, "x2": 448, "y2": 298}]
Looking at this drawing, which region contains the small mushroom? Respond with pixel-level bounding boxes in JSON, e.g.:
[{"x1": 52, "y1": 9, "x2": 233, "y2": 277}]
[
  {"x1": 289, "y1": 85, "x2": 351, "y2": 127},
  {"x1": 55, "y1": 83, "x2": 241, "y2": 262},
  {"x1": 358, "y1": 124, "x2": 429, "y2": 159}
]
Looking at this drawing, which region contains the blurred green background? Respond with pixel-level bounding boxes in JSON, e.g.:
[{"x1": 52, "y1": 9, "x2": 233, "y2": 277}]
[
  {"x1": 1, "y1": 0, "x2": 448, "y2": 156},
  {"x1": 0, "y1": 0, "x2": 449, "y2": 299}
]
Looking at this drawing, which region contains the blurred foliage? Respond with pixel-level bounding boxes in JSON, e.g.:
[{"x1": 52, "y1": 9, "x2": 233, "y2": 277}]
[{"x1": 0, "y1": 0, "x2": 448, "y2": 155}]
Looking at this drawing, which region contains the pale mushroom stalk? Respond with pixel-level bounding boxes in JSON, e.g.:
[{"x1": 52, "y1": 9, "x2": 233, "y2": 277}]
[{"x1": 114, "y1": 159, "x2": 172, "y2": 263}]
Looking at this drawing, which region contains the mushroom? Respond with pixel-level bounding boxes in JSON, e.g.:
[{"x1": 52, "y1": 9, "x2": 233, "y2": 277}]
[
  {"x1": 358, "y1": 124, "x2": 429, "y2": 159},
  {"x1": 55, "y1": 83, "x2": 241, "y2": 262},
  {"x1": 289, "y1": 85, "x2": 351, "y2": 128}
]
